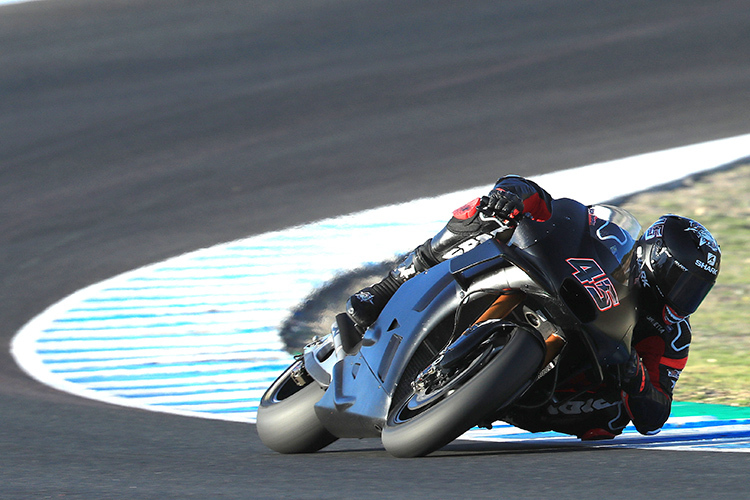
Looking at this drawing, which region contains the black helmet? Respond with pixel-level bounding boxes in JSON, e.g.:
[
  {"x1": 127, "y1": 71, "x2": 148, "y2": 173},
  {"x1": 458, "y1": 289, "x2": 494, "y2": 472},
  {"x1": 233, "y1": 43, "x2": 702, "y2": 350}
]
[{"x1": 632, "y1": 215, "x2": 720, "y2": 321}]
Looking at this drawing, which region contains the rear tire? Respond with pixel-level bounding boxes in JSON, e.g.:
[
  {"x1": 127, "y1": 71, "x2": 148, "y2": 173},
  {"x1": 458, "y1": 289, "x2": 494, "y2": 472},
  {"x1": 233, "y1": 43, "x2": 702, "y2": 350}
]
[
  {"x1": 256, "y1": 360, "x2": 338, "y2": 454},
  {"x1": 381, "y1": 326, "x2": 545, "y2": 458}
]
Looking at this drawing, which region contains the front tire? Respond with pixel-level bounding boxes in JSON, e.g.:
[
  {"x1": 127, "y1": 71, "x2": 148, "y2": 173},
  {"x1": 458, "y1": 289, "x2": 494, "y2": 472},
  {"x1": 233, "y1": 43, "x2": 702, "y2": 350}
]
[
  {"x1": 381, "y1": 325, "x2": 545, "y2": 458},
  {"x1": 256, "y1": 360, "x2": 338, "y2": 454}
]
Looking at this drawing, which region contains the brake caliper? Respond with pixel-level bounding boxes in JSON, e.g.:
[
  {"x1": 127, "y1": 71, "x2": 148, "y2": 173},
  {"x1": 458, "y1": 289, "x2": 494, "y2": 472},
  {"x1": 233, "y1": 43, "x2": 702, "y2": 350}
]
[{"x1": 412, "y1": 358, "x2": 449, "y2": 394}]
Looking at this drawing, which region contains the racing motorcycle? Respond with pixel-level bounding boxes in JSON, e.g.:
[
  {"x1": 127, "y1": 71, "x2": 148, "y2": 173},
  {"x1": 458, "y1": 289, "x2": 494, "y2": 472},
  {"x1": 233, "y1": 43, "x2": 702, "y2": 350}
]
[{"x1": 256, "y1": 197, "x2": 642, "y2": 457}]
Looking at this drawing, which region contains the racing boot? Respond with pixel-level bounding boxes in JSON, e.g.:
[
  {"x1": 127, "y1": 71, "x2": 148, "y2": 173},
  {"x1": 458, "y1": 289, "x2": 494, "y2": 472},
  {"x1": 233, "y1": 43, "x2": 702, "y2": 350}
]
[
  {"x1": 346, "y1": 238, "x2": 439, "y2": 329},
  {"x1": 346, "y1": 196, "x2": 517, "y2": 329}
]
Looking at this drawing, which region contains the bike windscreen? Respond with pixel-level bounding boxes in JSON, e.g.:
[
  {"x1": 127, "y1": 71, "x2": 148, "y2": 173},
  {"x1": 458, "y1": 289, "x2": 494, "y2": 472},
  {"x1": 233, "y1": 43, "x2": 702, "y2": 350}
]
[{"x1": 587, "y1": 205, "x2": 642, "y2": 265}]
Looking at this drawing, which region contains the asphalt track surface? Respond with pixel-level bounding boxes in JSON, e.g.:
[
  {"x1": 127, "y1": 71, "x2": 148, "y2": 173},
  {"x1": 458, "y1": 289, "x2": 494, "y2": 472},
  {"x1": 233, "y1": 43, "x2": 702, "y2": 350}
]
[{"x1": 2, "y1": 0, "x2": 749, "y2": 498}]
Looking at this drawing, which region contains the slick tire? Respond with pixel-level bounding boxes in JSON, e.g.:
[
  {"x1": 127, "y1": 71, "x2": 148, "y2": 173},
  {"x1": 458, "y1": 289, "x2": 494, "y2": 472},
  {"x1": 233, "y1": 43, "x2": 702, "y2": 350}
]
[
  {"x1": 381, "y1": 326, "x2": 545, "y2": 458},
  {"x1": 256, "y1": 362, "x2": 338, "y2": 454}
]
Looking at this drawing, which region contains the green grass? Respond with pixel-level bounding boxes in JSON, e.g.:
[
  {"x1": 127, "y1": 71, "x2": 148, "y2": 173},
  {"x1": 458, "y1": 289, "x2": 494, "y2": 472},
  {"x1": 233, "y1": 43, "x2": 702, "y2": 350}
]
[{"x1": 620, "y1": 163, "x2": 750, "y2": 406}]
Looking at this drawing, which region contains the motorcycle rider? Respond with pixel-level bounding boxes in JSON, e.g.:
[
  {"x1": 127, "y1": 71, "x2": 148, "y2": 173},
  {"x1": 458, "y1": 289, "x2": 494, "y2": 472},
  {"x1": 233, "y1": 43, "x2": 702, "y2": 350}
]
[{"x1": 346, "y1": 175, "x2": 721, "y2": 440}]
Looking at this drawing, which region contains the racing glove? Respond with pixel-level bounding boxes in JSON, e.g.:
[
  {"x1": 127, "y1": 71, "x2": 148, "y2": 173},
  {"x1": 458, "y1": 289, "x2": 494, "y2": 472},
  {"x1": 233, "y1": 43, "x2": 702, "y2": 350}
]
[{"x1": 478, "y1": 189, "x2": 524, "y2": 222}]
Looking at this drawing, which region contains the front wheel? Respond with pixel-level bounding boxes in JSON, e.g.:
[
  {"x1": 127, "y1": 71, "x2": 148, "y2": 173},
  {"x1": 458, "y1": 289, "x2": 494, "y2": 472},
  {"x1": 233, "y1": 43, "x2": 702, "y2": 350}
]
[
  {"x1": 256, "y1": 359, "x2": 338, "y2": 454},
  {"x1": 381, "y1": 325, "x2": 545, "y2": 458}
]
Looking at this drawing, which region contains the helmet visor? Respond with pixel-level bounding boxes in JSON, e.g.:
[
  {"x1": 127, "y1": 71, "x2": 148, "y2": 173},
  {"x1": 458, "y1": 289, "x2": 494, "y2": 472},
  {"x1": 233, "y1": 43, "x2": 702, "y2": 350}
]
[
  {"x1": 651, "y1": 249, "x2": 714, "y2": 316},
  {"x1": 666, "y1": 272, "x2": 715, "y2": 317}
]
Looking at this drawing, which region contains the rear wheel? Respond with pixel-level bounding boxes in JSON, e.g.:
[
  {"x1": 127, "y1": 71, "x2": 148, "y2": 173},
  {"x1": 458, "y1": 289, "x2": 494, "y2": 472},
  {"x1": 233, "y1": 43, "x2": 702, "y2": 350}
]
[
  {"x1": 256, "y1": 359, "x2": 338, "y2": 454},
  {"x1": 381, "y1": 325, "x2": 545, "y2": 458}
]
